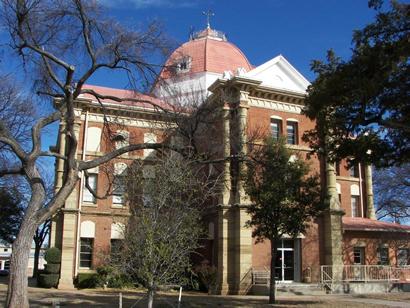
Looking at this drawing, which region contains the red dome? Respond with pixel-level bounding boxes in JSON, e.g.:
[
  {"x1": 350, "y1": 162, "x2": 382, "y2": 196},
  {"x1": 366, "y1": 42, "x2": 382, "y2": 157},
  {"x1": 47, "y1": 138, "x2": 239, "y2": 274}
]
[{"x1": 160, "y1": 28, "x2": 252, "y2": 79}]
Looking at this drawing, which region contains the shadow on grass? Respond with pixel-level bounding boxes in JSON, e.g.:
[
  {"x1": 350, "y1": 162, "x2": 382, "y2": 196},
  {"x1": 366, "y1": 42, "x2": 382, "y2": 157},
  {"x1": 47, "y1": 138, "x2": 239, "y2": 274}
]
[{"x1": 0, "y1": 279, "x2": 325, "y2": 308}]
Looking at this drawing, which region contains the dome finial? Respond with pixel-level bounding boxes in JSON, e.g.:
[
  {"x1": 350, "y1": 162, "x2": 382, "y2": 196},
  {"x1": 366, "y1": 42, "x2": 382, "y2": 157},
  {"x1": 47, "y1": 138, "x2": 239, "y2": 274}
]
[{"x1": 202, "y1": 10, "x2": 214, "y2": 29}]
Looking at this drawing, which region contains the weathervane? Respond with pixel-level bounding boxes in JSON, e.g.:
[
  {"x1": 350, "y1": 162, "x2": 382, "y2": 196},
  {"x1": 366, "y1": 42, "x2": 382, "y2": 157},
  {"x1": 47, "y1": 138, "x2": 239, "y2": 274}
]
[{"x1": 202, "y1": 10, "x2": 214, "y2": 29}]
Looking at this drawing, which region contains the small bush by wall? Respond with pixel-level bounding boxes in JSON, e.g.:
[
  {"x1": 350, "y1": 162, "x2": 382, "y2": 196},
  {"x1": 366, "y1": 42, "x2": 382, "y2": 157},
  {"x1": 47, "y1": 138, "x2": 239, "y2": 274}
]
[
  {"x1": 75, "y1": 273, "x2": 99, "y2": 289},
  {"x1": 38, "y1": 247, "x2": 61, "y2": 288}
]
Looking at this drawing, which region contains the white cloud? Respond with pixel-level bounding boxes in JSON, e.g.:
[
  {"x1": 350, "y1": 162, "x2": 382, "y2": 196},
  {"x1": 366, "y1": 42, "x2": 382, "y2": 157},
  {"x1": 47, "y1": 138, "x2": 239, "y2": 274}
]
[{"x1": 99, "y1": 0, "x2": 199, "y2": 8}]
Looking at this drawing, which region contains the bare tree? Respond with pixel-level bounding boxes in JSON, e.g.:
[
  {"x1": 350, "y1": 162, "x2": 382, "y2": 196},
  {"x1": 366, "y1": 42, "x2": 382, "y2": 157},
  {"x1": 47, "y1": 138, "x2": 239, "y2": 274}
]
[
  {"x1": 0, "y1": 1, "x2": 179, "y2": 307},
  {"x1": 374, "y1": 164, "x2": 410, "y2": 223},
  {"x1": 113, "y1": 153, "x2": 219, "y2": 308}
]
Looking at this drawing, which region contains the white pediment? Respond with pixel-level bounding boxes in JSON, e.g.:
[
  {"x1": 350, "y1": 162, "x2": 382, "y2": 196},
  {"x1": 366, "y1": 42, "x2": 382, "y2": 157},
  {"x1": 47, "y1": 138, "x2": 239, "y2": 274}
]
[{"x1": 245, "y1": 55, "x2": 310, "y2": 94}]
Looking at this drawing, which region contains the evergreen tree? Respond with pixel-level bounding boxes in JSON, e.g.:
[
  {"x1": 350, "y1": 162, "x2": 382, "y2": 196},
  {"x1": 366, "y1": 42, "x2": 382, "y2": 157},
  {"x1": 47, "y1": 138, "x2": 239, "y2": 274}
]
[
  {"x1": 245, "y1": 138, "x2": 322, "y2": 304},
  {"x1": 303, "y1": 1, "x2": 409, "y2": 167}
]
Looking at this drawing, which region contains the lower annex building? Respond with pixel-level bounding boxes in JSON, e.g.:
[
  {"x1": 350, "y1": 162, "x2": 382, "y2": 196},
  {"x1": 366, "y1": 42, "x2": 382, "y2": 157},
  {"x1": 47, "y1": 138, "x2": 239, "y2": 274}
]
[{"x1": 50, "y1": 25, "x2": 410, "y2": 293}]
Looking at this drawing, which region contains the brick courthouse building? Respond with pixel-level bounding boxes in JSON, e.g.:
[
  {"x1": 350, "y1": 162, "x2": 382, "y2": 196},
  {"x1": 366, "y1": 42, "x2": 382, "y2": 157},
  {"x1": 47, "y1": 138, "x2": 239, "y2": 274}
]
[{"x1": 50, "y1": 25, "x2": 410, "y2": 292}]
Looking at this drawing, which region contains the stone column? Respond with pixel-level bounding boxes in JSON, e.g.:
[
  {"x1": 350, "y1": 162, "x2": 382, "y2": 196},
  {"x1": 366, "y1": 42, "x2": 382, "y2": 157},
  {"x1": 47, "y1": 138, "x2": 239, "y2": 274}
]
[
  {"x1": 237, "y1": 91, "x2": 250, "y2": 205},
  {"x1": 220, "y1": 104, "x2": 231, "y2": 205},
  {"x1": 365, "y1": 164, "x2": 376, "y2": 220},
  {"x1": 323, "y1": 160, "x2": 345, "y2": 281},
  {"x1": 58, "y1": 120, "x2": 81, "y2": 289},
  {"x1": 50, "y1": 123, "x2": 67, "y2": 248},
  {"x1": 216, "y1": 92, "x2": 253, "y2": 295},
  {"x1": 234, "y1": 91, "x2": 253, "y2": 294}
]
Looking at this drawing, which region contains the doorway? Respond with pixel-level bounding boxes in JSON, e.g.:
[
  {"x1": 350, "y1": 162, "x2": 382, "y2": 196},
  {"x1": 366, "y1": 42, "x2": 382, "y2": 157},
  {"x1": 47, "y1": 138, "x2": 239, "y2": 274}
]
[{"x1": 274, "y1": 239, "x2": 300, "y2": 282}]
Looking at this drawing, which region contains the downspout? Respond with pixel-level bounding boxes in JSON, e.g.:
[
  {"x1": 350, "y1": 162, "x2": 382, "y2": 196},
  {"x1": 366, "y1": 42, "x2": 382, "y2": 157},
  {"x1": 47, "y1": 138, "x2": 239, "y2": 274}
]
[
  {"x1": 358, "y1": 163, "x2": 364, "y2": 218},
  {"x1": 74, "y1": 110, "x2": 89, "y2": 277}
]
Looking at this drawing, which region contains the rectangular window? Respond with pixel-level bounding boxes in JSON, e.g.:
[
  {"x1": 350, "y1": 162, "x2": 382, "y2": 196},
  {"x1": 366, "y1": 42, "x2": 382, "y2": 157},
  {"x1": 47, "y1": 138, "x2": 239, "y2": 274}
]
[
  {"x1": 351, "y1": 196, "x2": 360, "y2": 217},
  {"x1": 79, "y1": 238, "x2": 93, "y2": 268},
  {"x1": 350, "y1": 164, "x2": 359, "y2": 177},
  {"x1": 353, "y1": 247, "x2": 365, "y2": 265},
  {"x1": 83, "y1": 174, "x2": 97, "y2": 203},
  {"x1": 397, "y1": 249, "x2": 409, "y2": 266},
  {"x1": 270, "y1": 119, "x2": 282, "y2": 141},
  {"x1": 286, "y1": 122, "x2": 298, "y2": 145},
  {"x1": 110, "y1": 239, "x2": 122, "y2": 261},
  {"x1": 113, "y1": 176, "x2": 125, "y2": 205},
  {"x1": 377, "y1": 247, "x2": 389, "y2": 265}
]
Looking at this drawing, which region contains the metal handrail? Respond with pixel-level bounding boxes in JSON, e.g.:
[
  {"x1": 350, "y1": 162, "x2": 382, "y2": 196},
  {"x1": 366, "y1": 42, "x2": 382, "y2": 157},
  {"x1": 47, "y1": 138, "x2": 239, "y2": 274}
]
[{"x1": 321, "y1": 265, "x2": 410, "y2": 287}]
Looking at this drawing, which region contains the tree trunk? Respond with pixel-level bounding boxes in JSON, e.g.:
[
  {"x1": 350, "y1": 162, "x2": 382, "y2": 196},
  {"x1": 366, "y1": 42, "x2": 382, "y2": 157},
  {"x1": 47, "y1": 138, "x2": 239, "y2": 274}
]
[
  {"x1": 269, "y1": 238, "x2": 278, "y2": 304},
  {"x1": 147, "y1": 288, "x2": 154, "y2": 308},
  {"x1": 6, "y1": 217, "x2": 38, "y2": 308},
  {"x1": 32, "y1": 242, "x2": 40, "y2": 279}
]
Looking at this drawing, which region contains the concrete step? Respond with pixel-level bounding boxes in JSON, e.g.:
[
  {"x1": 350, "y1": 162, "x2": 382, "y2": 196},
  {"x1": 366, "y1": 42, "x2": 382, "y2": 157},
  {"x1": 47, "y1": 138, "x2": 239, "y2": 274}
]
[{"x1": 250, "y1": 283, "x2": 326, "y2": 296}]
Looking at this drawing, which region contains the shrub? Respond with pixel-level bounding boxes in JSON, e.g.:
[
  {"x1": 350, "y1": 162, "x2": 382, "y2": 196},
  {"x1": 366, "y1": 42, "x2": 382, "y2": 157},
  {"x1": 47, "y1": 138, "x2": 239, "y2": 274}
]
[
  {"x1": 44, "y1": 263, "x2": 60, "y2": 274},
  {"x1": 194, "y1": 264, "x2": 218, "y2": 293},
  {"x1": 39, "y1": 247, "x2": 61, "y2": 289},
  {"x1": 76, "y1": 273, "x2": 99, "y2": 289},
  {"x1": 44, "y1": 247, "x2": 61, "y2": 264},
  {"x1": 36, "y1": 269, "x2": 45, "y2": 286},
  {"x1": 95, "y1": 265, "x2": 133, "y2": 289},
  {"x1": 38, "y1": 274, "x2": 59, "y2": 288}
]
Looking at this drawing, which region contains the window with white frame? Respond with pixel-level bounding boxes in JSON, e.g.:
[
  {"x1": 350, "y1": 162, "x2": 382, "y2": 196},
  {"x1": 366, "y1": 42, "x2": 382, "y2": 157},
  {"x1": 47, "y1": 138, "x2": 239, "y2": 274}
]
[
  {"x1": 83, "y1": 173, "x2": 98, "y2": 203},
  {"x1": 113, "y1": 163, "x2": 127, "y2": 205},
  {"x1": 270, "y1": 118, "x2": 282, "y2": 141},
  {"x1": 110, "y1": 223, "x2": 124, "y2": 261},
  {"x1": 397, "y1": 249, "x2": 409, "y2": 266},
  {"x1": 353, "y1": 247, "x2": 365, "y2": 265},
  {"x1": 350, "y1": 184, "x2": 361, "y2": 217},
  {"x1": 377, "y1": 247, "x2": 389, "y2": 265},
  {"x1": 351, "y1": 196, "x2": 360, "y2": 217},
  {"x1": 175, "y1": 56, "x2": 191, "y2": 74},
  {"x1": 113, "y1": 131, "x2": 129, "y2": 150},
  {"x1": 79, "y1": 221, "x2": 95, "y2": 269},
  {"x1": 286, "y1": 121, "x2": 298, "y2": 145}
]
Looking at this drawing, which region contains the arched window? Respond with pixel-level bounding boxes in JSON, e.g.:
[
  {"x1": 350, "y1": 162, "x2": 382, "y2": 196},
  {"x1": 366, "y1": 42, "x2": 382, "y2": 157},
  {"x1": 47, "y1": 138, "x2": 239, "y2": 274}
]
[
  {"x1": 86, "y1": 127, "x2": 101, "y2": 152},
  {"x1": 80, "y1": 221, "x2": 95, "y2": 268}
]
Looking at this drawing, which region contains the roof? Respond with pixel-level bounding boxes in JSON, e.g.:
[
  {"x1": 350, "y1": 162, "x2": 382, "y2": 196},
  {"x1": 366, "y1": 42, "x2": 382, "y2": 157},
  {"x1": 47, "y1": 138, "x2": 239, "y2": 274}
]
[
  {"x1": 159, "y1": 28, "x2": 252, "y2": 79},
  {"x1": 343, "y1": 217, "x2": 410, "y2": 233},
  {"x1": 79, "y1": 84, "x2": 172, "y2": 111}
]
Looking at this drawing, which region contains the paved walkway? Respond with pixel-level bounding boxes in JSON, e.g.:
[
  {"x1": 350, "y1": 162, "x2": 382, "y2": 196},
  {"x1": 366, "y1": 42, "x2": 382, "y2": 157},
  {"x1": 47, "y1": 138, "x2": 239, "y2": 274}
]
[
  {"x1": 1, "y1": 278, "x2": 410, "y2": 307},
  {"x1": 327, "y1": 295, "x2": 410, "y2": 308}
]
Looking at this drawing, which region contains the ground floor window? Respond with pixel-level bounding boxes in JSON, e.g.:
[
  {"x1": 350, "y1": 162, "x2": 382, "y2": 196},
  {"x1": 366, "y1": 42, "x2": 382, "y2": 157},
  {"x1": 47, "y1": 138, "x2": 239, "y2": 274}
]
[
  {"x1": 397, "y1": 249, "x2": 409, "y2": 266},
  {"x1": 353, "y1": 247, "x2": 365, "y2": 265},
  {"x1": 110, "y1": 239, "x2": 122, "y2": 261},
  {"x1": 80, "y1": 238, "x2": 94, "y2": 268},
  {"x1": 377, "y1": 247, "x2": 389, "y2": 265}
]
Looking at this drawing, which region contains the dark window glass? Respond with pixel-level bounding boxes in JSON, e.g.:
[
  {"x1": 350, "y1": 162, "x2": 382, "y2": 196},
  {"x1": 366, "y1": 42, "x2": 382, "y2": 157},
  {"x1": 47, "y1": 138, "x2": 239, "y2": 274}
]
[
  {"x1": 349, "y1": 164, "x2": 359, "y2": 177},
  {"x1": 270, "y1": 119, "x2": 282, "y2": 140},
  {"x1": 110, "y1": 239, "x2": 122, "y2": 261},
  {"x1": 353, "y1": 247, "x2": 364, "y2": 265},
  {"x1": 377, "y1": 247, "x2": 389, "y2": 265},
  {"x1": 113, "y1": 176, "x2": 125, "y2": 204},
  {"x1": 286, "y1": 122, "x2": 298, "y2": 145},
  {"x1": 397, "y1": 249, "x2": 409, "y2": 266},
  {"x1": 80, "y1": 238, "x2": 93, "y2": 268},
  {"x1": 283, "y1": 240, "x2": 294, "y2": 249}
]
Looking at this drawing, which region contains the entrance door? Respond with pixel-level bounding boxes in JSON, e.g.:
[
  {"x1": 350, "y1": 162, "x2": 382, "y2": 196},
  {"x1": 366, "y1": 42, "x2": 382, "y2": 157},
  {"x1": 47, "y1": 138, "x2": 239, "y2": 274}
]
[{"x1": 274, "y1": 240, "x2": 295, "y2": 282}]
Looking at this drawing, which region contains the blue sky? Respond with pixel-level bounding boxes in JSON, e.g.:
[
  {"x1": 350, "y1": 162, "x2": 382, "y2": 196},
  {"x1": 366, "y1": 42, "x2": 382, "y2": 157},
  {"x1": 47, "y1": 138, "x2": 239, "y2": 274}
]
[
  {"x1": 88, "y1": 0, "x2": 381, "y2": 87},
  {"x1": 0, "y1": 0, "x2": 386, "y2": 166}
]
